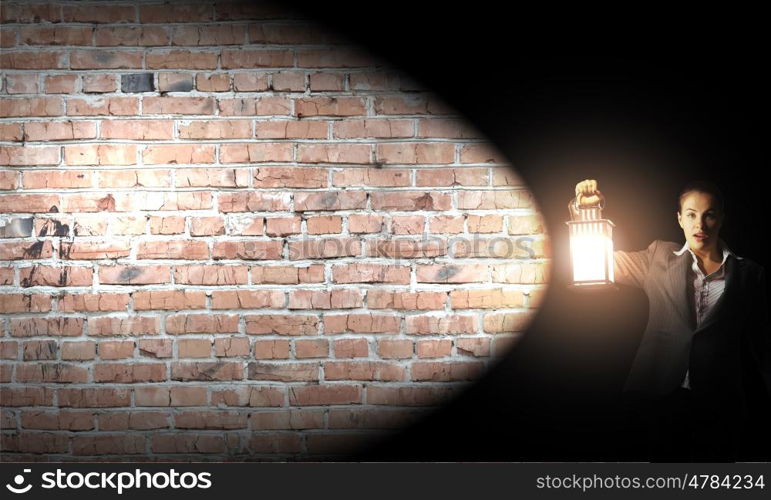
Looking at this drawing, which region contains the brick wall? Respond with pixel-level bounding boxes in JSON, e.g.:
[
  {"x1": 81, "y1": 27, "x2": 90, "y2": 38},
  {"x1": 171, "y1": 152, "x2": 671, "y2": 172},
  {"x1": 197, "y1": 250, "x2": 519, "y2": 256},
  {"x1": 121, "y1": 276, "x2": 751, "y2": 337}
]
[{"x1": 0, "y1": 0, "x2": 550, "y2": 461}]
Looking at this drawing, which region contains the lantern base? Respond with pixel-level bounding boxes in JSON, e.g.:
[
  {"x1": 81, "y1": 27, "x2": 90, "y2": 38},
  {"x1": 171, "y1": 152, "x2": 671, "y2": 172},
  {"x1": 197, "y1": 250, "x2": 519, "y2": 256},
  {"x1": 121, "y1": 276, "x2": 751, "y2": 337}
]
[{"x1": 567, "y1": 282, "x2": 618, "y2": 293}]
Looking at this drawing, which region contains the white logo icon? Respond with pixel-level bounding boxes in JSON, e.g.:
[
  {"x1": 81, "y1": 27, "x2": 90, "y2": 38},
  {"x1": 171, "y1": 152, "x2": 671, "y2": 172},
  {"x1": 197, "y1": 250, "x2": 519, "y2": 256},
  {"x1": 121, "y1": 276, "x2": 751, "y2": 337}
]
[{"x1": 5, "y1": 469, "x2": 32, "y2": 494}]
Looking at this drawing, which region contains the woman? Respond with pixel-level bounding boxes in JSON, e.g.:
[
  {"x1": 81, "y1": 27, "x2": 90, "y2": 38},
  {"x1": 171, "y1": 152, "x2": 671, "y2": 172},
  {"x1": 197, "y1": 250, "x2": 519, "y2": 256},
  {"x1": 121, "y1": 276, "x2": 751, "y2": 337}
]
[{"x1": 572, "y1": 179, "x2": 770, "y2": 461}]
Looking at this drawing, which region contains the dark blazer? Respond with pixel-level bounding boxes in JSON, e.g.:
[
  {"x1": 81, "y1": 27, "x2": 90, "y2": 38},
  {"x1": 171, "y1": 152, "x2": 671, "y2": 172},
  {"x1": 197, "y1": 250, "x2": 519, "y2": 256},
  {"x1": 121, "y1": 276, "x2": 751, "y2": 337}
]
[{"x1": 614, "y1": 240, "x2": 771, "y2": 424}]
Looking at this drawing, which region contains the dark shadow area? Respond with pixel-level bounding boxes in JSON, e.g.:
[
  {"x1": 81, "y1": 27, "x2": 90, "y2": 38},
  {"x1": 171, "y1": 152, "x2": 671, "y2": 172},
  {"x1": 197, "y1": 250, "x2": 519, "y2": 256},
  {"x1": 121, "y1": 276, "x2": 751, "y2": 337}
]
[{"x1": 287, "y1": 2, "x2": 770, "y2": 460}]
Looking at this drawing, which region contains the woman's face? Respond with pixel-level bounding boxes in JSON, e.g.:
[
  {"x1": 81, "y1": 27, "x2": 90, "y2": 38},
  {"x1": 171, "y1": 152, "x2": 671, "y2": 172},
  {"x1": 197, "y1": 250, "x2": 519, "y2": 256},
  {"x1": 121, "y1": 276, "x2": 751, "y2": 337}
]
[{"x1": 677, "y1": 191, "x2": 723, "y2": 253}]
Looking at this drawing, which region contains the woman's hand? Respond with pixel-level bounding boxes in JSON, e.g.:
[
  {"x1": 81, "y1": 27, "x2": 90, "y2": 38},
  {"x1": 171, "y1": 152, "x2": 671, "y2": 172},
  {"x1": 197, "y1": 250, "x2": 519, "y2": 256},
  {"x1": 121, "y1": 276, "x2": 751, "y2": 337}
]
[{"x1": 575, "y1": 179, "x2": 603, "y2": 207}]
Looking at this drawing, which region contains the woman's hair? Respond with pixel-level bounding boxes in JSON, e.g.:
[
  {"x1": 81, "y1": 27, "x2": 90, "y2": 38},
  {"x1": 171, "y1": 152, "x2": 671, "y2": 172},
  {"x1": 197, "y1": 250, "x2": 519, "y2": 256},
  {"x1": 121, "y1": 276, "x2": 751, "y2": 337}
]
[{"x1": 677, "y1": 180, "x2": 725, "y2": 214}]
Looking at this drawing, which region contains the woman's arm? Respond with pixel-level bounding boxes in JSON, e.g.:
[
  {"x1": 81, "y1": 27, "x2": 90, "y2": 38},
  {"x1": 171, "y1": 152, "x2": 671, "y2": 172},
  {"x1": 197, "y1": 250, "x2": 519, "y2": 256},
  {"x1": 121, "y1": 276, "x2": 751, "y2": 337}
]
[{"x1": 613, "y1": 240, "x2": 659, "y2": 289}]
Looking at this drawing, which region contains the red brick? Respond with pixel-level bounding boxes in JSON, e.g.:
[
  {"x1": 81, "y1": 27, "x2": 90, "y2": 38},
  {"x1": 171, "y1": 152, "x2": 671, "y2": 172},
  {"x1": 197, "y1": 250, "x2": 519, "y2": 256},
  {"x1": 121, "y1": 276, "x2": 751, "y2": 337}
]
[
  {"x1": 309, "y1": 72, "x2": 345, "y2": 91},
  {"x1": 171, "y1": 362, "x2": 243, "y2": 381},
  {"x1": 147, "y1": 50, "x2": 219, "y2": 69},
  {"x1": 295, "y1": 339, "x2": 329, "y2": 358},
  {"x1": 87, "y1": 316, "x2": 160, "y2": 336},
  {"x1": 455, "y1": 337, "x2": 491, "y2": 357},
  {"x1": 212, "y1": 240, "x2": 282, "y2": 260},
  {"x1": 450, "y1": 289, "x2": 525, "y2": 309},
  {"x1": 374, "y1": 95, "x2": 453, "y2": 115},
  {"x1": 0, "y1": 194, "x2": 59, "y2": 213},
  {"x1": 66, "y1": 97, "x2": 138, "y2": 115},
  {"x1": 416, "y1": 263, "x2": 489, "y2": 283},
  {"x1": 2, "y1": 3, "x2": 61, "y2": 23},
  {"x1": 253, "y1": 339, "x2": 290, "y2": 359},
  {"x1": 62, "y1": 5, "x2": 136, "y2": 23},
  {"x1": 220, "y1": 143, "x2": 293, "y2": 163},
  {"x1": 460, "y1": 143, "x2": 507, "y2": 163},
  {"x1": 100, "y1": 120, "x2": 174, "y2": 140},
  {"x1": 221, "y1": 49, "x2": 293, "y2": 68},
  {"x1": 98, "y1": 170, "x2": 170, "y2": 188},
  {"x1": 93, "y1": 362, "x2": 165, "y2": 382},
  {"x1": 288, "y1": 289, "x2": 362, "y2": 309},
  {"x1": 140, "y1": 146, "x2": 211, "y2": 166},
  {"x1": 219, "y1": 192, "x2": 291, "y2": 212},
  {"x1": 136, "y1": 240, "x2": 209, "y2": 260},
  {"x1": 172, "y1": 24, "x2": 246, "y2": 45},
  {"x1": 245, "y1": 314, "x2": 318, "y2": 335},
  {"x1": 143, "y1": 97, "x2": 215, "y2": 115},
  {"x1": 348, "y1": 214, "x2": 384, "y2": 233},
  {"x1": 377, "y1": 339, "x2": 413, "y2": 359},
  {"x1": 265, "y1": 216, "x2": 301, "y2": 236},
  {"x1": 133, "y1": 290, "x2": 206, "y2": 311},
  {"x1": 411, "y1": 361, "x2": 485, "y2": 381},
  {"x1": 333, "y1": 168, "x2": 410, "y2": 187},
  {"x1": 82, "y1": 74, "x2": 118, "y2": 93},
  {"x1": 233, "y1": 73, "x2": 269, "y2": 91},
  {"x1": 370, "y1": 191, "x2": 451, "y2": 210},
  {"x1": 405, "y1": 314, "x2": 477, "y2": 335},
  {"x1": 196, "y1": 73, "x2": 232, "y2": 91},
  {"x1": 0, "y1": 170, "x2": 17, "y2": 189},
  {"x1": 334, "y1": 119, "x2": 414, "y2": 138},
  {"x1": 0, "y1": 145, "x2": 59, "y2": 165},
  {"x1": 295, "y1": 97, "x2": 366, "y2": 117},
  {"x1": 288, "y1": 385, "x2": 362, "y2": 406},
  {"x1": 334, "y1": 338, "x2": 369, "y2": 358},
  {"x1": 416, "y1": 167, "x2": 488, "y2": 187},
  {"x1": 255, "y1": 120, "x2": 328, "y2": 139},
  {"x1": 175, "y1": 410, "x2": 247, "y2": 429},
  {"x1": 21, "y1": 410, "x2": 94, "y2": 431},
  {"x1": 296, "y1": 47, "x2": 373, "y2": 67},
  {"x1": 20, "y1": 266, "x2": 92, "y2": 287},
  {"x1": 0, "y1": 97, "x2": 62, "y2": 117},
  {"x1": 306, "y1": 215, "x2": 342, "y2": 234},
  {"x1": 60, "y1": 241, "x2": 131, "y2": 259},
  {"x1": 1, "y1": 51, "x2": 66, "y2": 69},
  {"x1": 174, "y1": 265, "x2": 248, "y2": 285},
  {"x1": 332, "y1": 263, "x2": 410, "y2": 284},
  {"x1": 214, "y1": 337, "x2": 250, "y2": 357},
  {"x1": 366, "y1": 238, "x2": 446, "y2": 258},
  {"x1": 254, "y1": 167, "x2": 327, "y2": 188},
  {"x1": 482, "y1": 312, "x2": 535, "y2": 333},
  {"x1": 248, "y1": 362, "x2": 318, "y2": 382},
  {"x1": 16, "y1": 363, "x2": 88, "y2": 383},
  {"x1": 72, "y1": 435, "x2": 145, "y2": 456},
  {"x1": 271, "y1": 71, "x2": 305, "y2": 91},
  {"x1": 218, "y1": 96, "x2": 291, "y2": 116},
  {"x1": 149, "y1": 216, "x2": 185, "y2": 235},
  {"x1": 249, "y1": 409, "x2": 324, "y2": 430},
  {"x1": 95, "y1": 26, "x2": 169, "y2": 46},
  {"x1": 24, "y1": 121, "x2": 96, "y2": 141},
  {"x1": 138, "y1": 339, "x2": 173, "y2": 359},
  {"x1": 324, "y1": 361, "x2": 405, "y2": 381},
  {"x1": 417, "y1": 118, "x2": 483, "y2": 138},
  {"x1": 0, "y1": 241, "x2": 54, "y2": 261},
  {"x1": 251, "y1": 264, "x2": 324, "y2": 284},
  {"x1": 61, "y1": 341, "x2": 96, "y2": 361},
  {"x1": 367, "y1": 290, "x2": 446, "y2": 310},
  {"x1": 139, "y1": 3, "x2": 213, "y2": 23},
  {"x1": 166, "y1": 314, "x2": 239, "y2": 334},
  {"x1": 64, "y1": 144, "x2": 136, "y2": 165},
  {"x1": 19, "y1": 26, "x2": 93, "y2": 46},
  {"x1": 0, "y1": 387, "x2": 54, "y2": 406},
  {"x1": 211, "y1": 290, "x2": 284, "y2": 309},
  {"x1": 0, "y1": 123, "x2": 23, "y2": 141},
  {"x1": 210, "y1": 386, "x2": 283, "y2": 407},
  {"x1": 21, "y1": 169, "x2": 92, "y2": 189},
  {"x1": 152, "y1": 434, "x2": 225, "y2": 454},
  {"x1": 287, "y1": 237, "x2": 361, "y2": 260},
  {"x1": 179, "y1": 120, "x2": 252, "y2": 139},
  {"x1": 0, "y1": 341, "x2": 19, "y2": 359},
  {"x1": 323, "y1": 313, "x2": 400, "y2": 334},
  {"x1": 70, "y1": 50, "x2": 143, "y2": 69},
  {"x1": 5, "y1": 73, "x2": 39, "y2": 94},
  {"x1": 178, "y1": 339, "x2": 212, "y2": 358},
  {"x1": 416, "y1": 339, "x2": 453, "y2": 358},
  {"x1": 22, "y1": 340, "x2": 57, "y2": 360},
  {"x1": 177, "y1": 168, "x2": 249, "y2": 187},
  {"x1": 99, "y1": 265, "x2": 171, "y2": 285},
  {"x1": 294, "y1": 191, "x2": 366, "y2": 211}
]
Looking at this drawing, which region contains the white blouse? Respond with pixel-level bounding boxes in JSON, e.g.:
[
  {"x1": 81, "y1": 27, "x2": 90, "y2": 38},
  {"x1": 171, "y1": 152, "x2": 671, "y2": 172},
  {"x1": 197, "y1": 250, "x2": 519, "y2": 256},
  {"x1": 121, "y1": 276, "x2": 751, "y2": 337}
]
[{"x1": 673, "y1": 241, "x2": 741, "y2": 389}]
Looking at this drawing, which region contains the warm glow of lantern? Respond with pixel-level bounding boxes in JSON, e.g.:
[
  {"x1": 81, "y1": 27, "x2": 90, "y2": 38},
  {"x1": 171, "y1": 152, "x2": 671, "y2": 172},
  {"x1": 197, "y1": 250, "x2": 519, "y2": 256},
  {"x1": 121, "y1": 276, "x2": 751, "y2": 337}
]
[{"x1": 566, "y1": 205, "x2": 615, "y2": 288}]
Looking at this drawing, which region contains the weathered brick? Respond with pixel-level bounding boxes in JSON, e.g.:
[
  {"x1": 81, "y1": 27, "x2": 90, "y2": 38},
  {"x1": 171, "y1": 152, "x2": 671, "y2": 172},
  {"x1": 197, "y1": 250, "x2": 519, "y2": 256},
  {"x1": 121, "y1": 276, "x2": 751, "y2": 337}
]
[{"x1": 245, "y1": 314, "x2": 318, "y2": 335}]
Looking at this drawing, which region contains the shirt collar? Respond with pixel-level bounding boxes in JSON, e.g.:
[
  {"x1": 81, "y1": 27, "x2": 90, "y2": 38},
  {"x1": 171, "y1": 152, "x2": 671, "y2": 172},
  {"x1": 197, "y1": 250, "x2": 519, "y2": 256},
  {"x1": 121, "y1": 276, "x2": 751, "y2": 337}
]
[{"x1": 673, "y1": 239, "x2": 742, "y2": 263}]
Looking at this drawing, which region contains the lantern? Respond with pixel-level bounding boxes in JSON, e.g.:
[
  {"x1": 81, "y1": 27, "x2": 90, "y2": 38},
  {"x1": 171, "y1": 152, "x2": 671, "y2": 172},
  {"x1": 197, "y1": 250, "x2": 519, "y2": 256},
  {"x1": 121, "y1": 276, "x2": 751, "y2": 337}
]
[{"x1": 566, "y1": 195, "x2": 615, "y2": 289}]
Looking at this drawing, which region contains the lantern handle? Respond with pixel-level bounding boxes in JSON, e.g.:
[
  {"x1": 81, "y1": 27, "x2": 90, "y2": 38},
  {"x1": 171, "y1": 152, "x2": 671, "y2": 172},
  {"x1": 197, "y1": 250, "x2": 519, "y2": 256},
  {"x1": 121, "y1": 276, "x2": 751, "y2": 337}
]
[{"x1": 568, "y1": 192, "x2": 605, "y2": 220}]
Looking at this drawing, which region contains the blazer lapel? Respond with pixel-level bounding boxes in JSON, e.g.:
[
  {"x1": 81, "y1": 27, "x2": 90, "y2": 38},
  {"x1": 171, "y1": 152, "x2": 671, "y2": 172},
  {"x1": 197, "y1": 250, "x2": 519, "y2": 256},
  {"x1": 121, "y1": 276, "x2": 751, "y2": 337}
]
[{"x1": 667, "y1": 251, "x2": 694, "y2": 330}]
